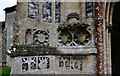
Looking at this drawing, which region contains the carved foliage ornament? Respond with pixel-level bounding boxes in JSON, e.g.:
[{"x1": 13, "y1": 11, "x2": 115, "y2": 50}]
[{"x1": 67, "y1": 13, "x2": 80, "y2": 21}]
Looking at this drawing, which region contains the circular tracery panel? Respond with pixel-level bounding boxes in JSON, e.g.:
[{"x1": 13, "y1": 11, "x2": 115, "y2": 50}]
[
  {"x1": 74, "y1": 30, "x2": 91, "y2": 45},
  {"x1": 33, "y1": 30, "x2": 49, "y2": 46},
  {"x1": 58, "y1": 32, "x2": 72, "y2": 46}
]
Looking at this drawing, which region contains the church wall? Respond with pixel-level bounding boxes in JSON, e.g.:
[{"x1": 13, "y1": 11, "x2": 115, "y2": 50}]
[
  {"x1": 0, "y1": 22, "x2": 2, "y2": 65},
  {"x1": 6, "y1": 11, "x2": 16, "y2": 65},
  {"x1": 9, "y1": 1, "x2": 98, "y2": 74},
  {"x1": 10, "y1": 55, "x2": 97, "y2": 74}
]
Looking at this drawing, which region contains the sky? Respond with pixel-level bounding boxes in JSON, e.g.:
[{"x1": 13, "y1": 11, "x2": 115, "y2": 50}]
[{"x1": 0, "y1": 0, "x2": 16, "y2": 21}]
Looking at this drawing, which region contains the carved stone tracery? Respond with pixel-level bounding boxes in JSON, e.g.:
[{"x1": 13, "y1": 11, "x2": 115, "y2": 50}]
[
  {"x1": 59, "y1": 56, "x2": 83, "y2": 70},
  {"x1": 33, "y1": 30, "x2": 49, "y2": 46},
  {"x1": 28, "y1": 0, "x2": 39, "y2": 19},
  {"x1": 21, "y1": 56, "x2": 50, "y2": 72},
  {"x1": 55, "y1": 0, "x2": 61, "y2": 23},
  {"x1": 42, "y1": 1, "x2": 52, "y2": 22},
  {"x1": 58, "y1": 13, "x2": 92, "y2": 47}
]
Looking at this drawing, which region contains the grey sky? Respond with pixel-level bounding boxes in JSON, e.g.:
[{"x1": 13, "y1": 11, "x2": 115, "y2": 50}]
[{"x1": 0, "y1": 0, "x2": 16, "y2": 21}]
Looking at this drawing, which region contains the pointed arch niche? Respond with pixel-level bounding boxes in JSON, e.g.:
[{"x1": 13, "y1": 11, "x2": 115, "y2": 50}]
[{"x1": 25, "y1": 29, "x2": 33, "y2": 45}]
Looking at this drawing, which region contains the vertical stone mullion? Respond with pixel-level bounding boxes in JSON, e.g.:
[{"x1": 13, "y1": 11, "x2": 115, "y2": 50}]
[{"x1": 95, "y1": 2, "x2": 105, "y2": 75}]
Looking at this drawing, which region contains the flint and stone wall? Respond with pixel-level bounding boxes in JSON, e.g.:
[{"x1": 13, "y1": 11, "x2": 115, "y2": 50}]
[{"x1": 10, "y1": 2, "x2": 98, "y2": 74}]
